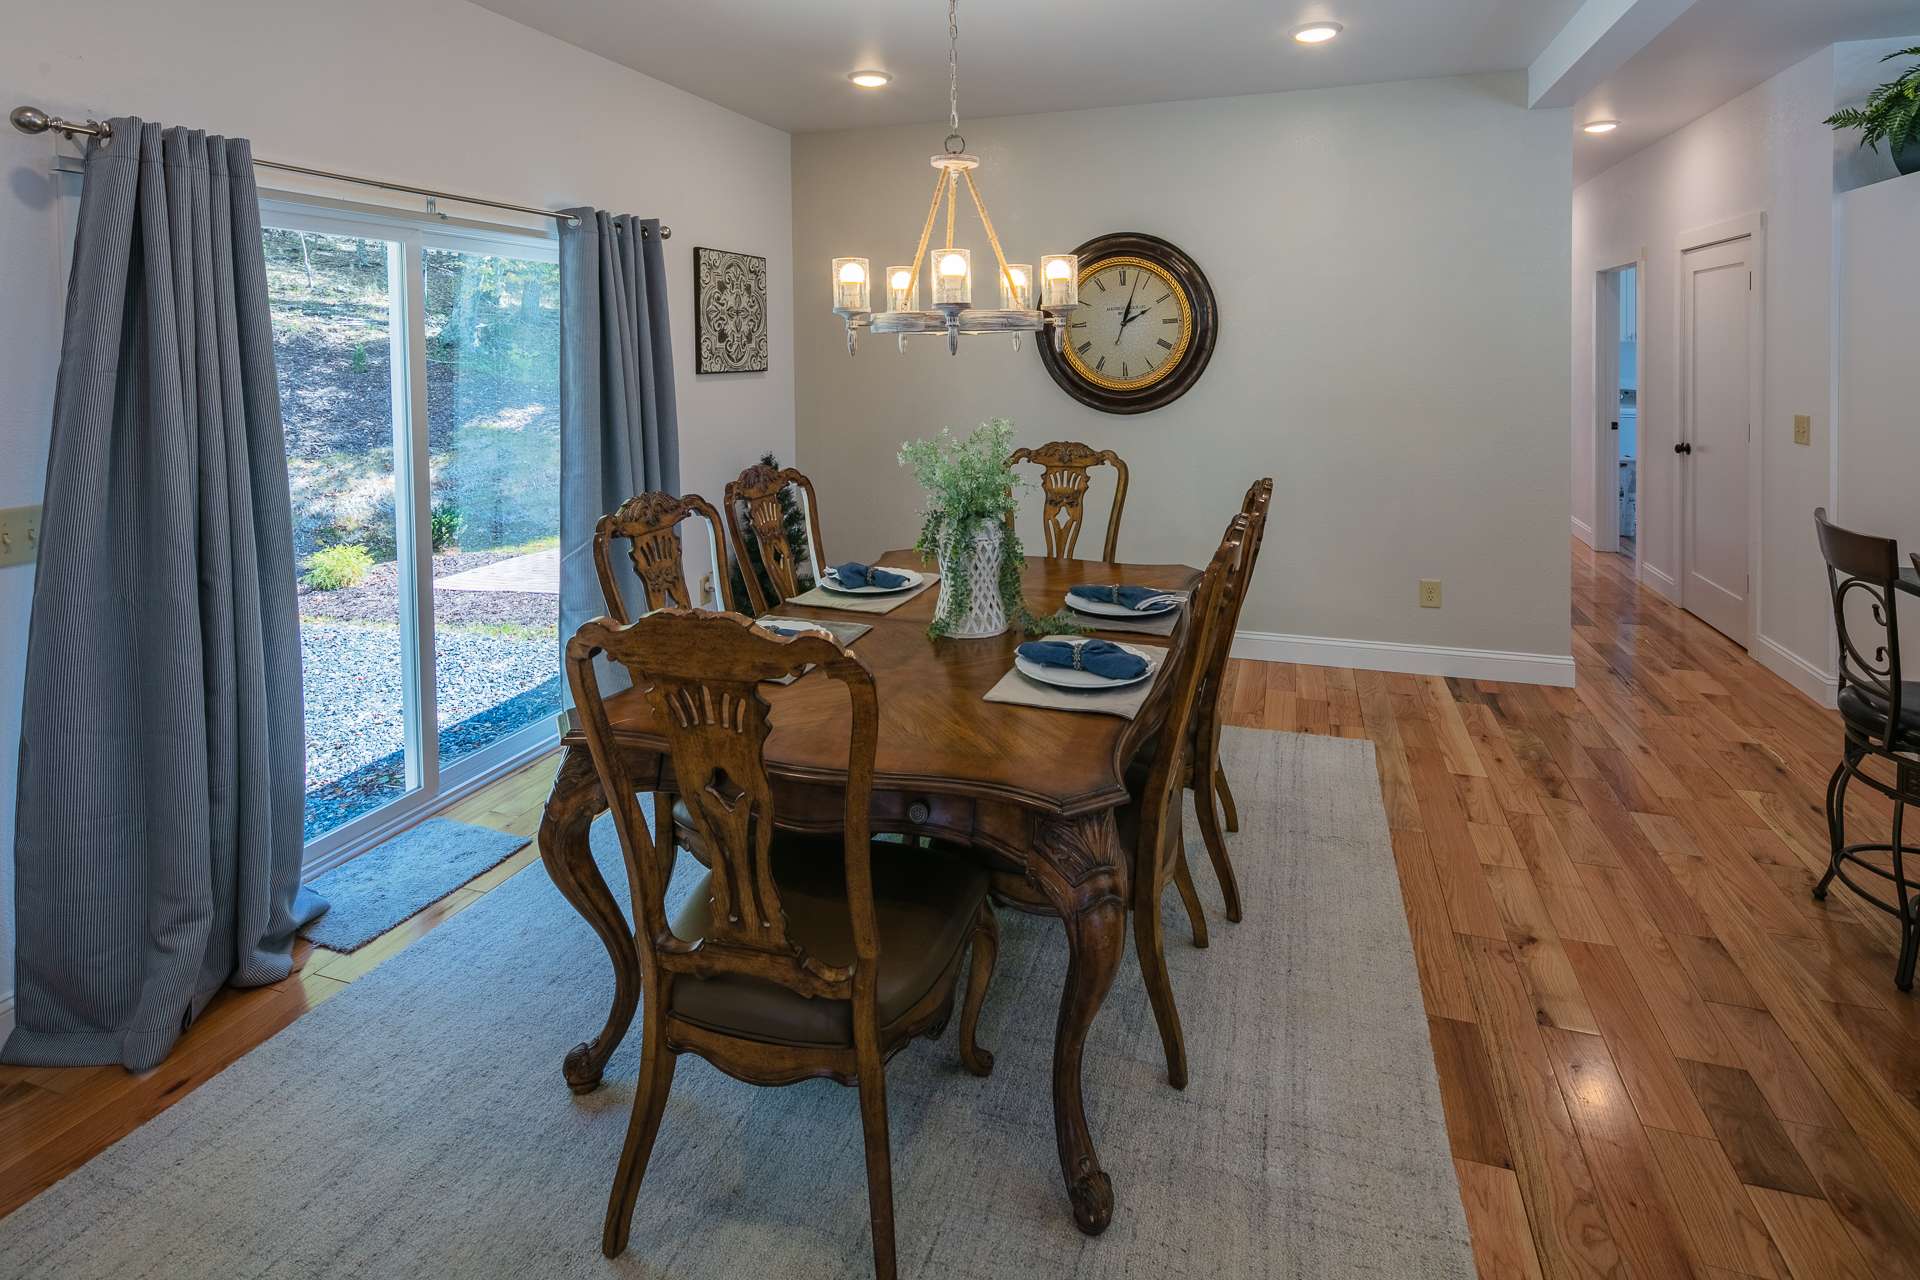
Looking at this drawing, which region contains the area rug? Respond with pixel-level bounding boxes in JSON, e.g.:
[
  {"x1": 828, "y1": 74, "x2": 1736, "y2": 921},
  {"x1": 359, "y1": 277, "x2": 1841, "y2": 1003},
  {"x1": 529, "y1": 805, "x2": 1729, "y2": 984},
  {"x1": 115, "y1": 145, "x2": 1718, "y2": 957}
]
[
  {"x1": 299, "y1": 817, "x2": 529, "y2": 951},
  {"x1": 0, "y1": 729, "x2": 1473, "y2": 1279}
]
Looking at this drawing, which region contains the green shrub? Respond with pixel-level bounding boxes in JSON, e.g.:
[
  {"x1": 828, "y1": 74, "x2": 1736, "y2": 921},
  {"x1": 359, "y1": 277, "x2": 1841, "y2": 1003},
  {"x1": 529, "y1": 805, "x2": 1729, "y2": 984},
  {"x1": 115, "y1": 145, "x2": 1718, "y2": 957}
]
[
  {"x1": 303, "y1": 543, "x2": 374, "y2": 591},
  {"x1": 430, "y1": 501, "x2": 464, "y2": 553}
]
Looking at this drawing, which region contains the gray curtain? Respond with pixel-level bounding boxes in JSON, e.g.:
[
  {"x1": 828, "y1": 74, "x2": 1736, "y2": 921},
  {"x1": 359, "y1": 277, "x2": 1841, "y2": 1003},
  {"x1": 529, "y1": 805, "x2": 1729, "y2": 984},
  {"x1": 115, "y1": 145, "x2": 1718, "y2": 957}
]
[
  {"x1": 4, "y1": 119, "x2": 324, "y2": 1070},
  {"x1": 558, "y1": 211, "x2": 679, "y2": 663}
]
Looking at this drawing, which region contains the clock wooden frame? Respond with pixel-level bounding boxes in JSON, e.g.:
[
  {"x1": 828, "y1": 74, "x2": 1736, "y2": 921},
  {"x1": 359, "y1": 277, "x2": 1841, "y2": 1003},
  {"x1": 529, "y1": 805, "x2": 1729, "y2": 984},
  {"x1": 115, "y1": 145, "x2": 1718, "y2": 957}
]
[{"x1": 1036, "y1": 231, "x2": 1217, "y2": 415}]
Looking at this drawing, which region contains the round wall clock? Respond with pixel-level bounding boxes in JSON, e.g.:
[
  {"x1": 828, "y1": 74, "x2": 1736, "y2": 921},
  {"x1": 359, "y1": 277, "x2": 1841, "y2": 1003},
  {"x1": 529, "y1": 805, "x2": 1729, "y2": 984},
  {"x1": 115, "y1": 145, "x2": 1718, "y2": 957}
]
[{"x1": 1036, "y1": 231, "x2": 1218, "y2": 415}]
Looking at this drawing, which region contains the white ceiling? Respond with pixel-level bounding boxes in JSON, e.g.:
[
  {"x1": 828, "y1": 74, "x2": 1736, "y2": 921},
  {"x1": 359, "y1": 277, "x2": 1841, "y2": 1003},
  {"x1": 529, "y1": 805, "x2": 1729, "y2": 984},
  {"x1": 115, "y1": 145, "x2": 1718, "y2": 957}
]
[
  {"x1": 1569, "y1": 0, "x2": 1920, "y2": 183},
  {"x1": 468, "y1": 0, "x2": 1588, "y2": 133}
]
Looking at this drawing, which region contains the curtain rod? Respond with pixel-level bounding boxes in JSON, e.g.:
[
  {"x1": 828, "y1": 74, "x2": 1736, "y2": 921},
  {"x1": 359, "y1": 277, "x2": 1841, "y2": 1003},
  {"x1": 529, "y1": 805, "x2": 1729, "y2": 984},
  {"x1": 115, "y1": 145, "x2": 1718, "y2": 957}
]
[{"x1": 9, "y1": 106, "x2": 669, "y2": 238}]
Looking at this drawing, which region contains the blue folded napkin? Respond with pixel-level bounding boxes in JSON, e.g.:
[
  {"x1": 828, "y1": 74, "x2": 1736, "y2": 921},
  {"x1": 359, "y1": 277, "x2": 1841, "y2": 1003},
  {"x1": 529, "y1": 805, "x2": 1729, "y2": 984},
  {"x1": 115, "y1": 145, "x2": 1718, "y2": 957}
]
[
  {"x1": 829, "y1": 562, "x2": 908, "y2": 590},
  {"x1": 759, "y1": 621, "x2": 814, "y2": 638},
  {"x1": 1017, "y1": 639, "x2": 1149, "y2": 682},
  {"x1": 1066, "y1": 584, "x2": 1178, "y2": 612}
]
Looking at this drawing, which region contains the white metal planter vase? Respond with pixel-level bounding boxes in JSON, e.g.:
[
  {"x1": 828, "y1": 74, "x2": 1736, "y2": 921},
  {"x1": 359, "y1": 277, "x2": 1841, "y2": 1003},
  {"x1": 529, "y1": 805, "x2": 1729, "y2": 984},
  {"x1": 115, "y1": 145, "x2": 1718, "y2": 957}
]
[{"x1": 935, "y1": 523, "x2": 1010, "y2": 639}]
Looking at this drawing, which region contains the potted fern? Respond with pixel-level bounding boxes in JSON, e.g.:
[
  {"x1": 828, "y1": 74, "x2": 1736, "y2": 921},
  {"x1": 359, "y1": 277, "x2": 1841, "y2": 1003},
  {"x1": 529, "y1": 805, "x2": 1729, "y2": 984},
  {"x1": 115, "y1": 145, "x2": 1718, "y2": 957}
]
[
  {"x1": 1827, "y1": 46, "x2": 1920, "y2": 176},
  {"x1": 898, "y1": 419, "x2": 1079, "y2": 640}
]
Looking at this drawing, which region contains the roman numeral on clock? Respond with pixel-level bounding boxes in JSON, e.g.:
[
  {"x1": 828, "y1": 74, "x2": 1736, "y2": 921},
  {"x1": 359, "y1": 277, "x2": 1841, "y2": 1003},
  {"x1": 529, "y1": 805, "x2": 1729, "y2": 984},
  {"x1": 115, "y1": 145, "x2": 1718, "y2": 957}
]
[
  {"x1": 1095, "y1": 356, "x2": 1107, "y2": 372},
  {"x1": 1157, "y1": 338, "x2": 1174, "y2": 350},
  {"x1": 1076, "y1": 341, "x2": 1092, "y2": 355},
  {"x1": 1162, "y1": 316, "x2": 1179, "y2": 324},
  {"x1": 1156, "y1": 292, "x2": 1170, "y2": 303},
  {"x1": 1093, "y1": 277, "x2": 1106, "y2": 292},
  {"x1": 1121, "y1": 362, "x2": 1130, "y2": 378}
]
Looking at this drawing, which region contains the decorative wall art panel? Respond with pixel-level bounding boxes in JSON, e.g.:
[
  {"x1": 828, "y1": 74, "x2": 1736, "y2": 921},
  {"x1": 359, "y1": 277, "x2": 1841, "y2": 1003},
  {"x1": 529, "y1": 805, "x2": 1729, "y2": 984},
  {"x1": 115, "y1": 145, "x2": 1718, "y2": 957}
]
[{"x1": 694, "y1": 247, "x2": 769, "y2": 374}]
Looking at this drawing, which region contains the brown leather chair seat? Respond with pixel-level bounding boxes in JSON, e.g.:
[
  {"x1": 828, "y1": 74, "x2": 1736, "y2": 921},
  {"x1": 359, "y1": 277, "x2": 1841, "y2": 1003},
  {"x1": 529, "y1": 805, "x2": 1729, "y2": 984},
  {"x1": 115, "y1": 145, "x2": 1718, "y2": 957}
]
[{"x1": 668, "y1": 835, "x2": 988, "y2": 1048}]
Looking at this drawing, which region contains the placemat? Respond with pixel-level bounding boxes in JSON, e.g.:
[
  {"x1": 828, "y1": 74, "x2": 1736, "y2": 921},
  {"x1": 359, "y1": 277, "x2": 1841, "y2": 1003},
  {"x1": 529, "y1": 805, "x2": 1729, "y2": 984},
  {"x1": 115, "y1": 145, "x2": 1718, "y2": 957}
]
[
  {"x1": 1063, "y1": 593, "x2": 1187, "y2": 637},
  {"x1": 982, "y1": 642, "x2": 1169, "y2": 720},
  {"x1": 784, "y1": 569, "x2": 938, "y2": 615}
]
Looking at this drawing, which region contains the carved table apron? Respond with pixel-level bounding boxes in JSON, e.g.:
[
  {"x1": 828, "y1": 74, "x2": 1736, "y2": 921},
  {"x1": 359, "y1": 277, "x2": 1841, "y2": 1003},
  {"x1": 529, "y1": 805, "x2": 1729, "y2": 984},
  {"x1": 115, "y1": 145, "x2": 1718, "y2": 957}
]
[{"x1": 537, "y1": 553, "x2": 1200, "y2": 1236}]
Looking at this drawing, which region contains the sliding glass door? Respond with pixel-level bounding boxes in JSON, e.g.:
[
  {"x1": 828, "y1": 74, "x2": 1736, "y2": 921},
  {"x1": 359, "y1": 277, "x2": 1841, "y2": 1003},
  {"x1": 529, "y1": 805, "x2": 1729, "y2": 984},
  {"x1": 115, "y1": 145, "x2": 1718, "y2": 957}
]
[{"x1": 261, "y1": 204, "x2": 561, "y2": 860}]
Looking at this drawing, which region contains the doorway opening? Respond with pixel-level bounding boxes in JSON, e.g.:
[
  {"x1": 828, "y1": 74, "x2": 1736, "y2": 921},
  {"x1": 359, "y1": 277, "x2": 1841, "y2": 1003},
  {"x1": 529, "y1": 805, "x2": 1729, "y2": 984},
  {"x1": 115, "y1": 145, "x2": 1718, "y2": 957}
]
[
  {"x1": 1613, "y1": 266, "x2": 1639, "y2": 559},
  {"x1": 1592, "y1": 259, "x2": 1643, "y2": 567}
]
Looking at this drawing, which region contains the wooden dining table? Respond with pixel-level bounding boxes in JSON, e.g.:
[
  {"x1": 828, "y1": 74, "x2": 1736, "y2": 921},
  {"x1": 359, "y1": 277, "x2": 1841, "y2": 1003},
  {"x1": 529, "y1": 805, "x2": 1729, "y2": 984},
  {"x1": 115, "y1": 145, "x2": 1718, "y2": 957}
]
[{"x1": 535, "y1": 549, "x2": 1203, "y2": 1236}]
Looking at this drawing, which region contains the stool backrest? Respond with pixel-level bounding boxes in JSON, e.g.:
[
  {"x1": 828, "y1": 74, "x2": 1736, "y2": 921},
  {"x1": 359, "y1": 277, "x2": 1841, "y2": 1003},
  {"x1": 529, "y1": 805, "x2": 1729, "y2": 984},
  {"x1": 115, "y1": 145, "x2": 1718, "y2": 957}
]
[{"x1": 1816, "y1": 507, "x2": 1904, "y2": 744}]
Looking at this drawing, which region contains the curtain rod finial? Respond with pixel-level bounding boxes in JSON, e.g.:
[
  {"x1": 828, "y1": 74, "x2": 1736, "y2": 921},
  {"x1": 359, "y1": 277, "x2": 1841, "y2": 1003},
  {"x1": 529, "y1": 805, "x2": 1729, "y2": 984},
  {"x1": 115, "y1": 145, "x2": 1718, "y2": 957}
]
[{"x1": 10, "y1": 106, "x2": 51, "y2": 135}]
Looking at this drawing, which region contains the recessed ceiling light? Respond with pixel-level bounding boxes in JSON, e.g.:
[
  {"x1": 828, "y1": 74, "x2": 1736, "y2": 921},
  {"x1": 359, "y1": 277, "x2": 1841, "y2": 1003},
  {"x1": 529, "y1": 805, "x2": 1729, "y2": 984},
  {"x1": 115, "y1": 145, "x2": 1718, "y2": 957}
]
[
  {"x1": 848, "y1": 69, "x2": 893, "y2": 89},
  {"x1": 1583, "y1": 119, "x2": 1621, "y2": 134},
  {"x1": 1290, "y1": 22, "x2": 1343, "y2": 44}
]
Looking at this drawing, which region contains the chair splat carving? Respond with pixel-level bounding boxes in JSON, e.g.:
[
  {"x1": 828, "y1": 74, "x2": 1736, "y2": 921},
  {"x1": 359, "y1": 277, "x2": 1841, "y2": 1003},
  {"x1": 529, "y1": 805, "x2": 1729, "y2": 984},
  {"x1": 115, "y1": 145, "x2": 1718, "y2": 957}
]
[
  {"x1": 593, "y1": 491, "x2": 733, "y2": 622},
  {"x1": 1008, "y1": 441, "x2": 1129, "y2": 562},
  {"x1": 724, "y1": 464, "x2": 828, "y2": 613}
]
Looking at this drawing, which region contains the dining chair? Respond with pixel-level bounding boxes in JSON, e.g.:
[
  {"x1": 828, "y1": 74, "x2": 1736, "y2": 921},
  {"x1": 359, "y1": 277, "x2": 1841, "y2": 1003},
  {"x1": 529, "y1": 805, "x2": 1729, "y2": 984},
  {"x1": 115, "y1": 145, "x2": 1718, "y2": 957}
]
[
  {"x1": 590, "y1": 491, "x2": 737, "y2": 868},
  {"x1": 724, "y1": 462, "x2": 828, "y2": 613},
  {"x1": 1812, "y1": 508, "x2": 1920, "y2": 989},
  {"x1": 1008, "y1": 440, "x2": 1129, "y2": 562},
  {"x1": 592, "y1": 490, "x2": 735, "y2": 620},
  {"x1": 1124, "y1": 513, "x2": 1246, "y2": 1090},
  {"x1": 1188, "y1": 477, "x2": 1273, "y2": 921},
  {"x1": 567, "y1": 609, "x2": 1000, "y2": 1274}
]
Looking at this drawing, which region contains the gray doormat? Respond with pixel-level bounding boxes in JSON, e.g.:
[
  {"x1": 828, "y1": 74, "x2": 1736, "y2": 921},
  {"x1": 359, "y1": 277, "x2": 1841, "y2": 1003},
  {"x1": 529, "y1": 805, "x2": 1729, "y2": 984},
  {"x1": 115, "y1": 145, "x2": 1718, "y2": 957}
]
[
  {"x1": 2, "y1": 729, "x2": 1471, "y2": 1278},
  {"x1": 299, "y1": 817, "x2": 530, "y2": 952}
]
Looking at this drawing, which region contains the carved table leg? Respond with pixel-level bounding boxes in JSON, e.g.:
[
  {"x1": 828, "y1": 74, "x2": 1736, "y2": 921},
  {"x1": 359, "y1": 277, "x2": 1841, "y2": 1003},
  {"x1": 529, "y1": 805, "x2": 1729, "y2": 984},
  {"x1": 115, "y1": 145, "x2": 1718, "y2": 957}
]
[
  {"x1": 539, "y1": 743, "x2": 637, "y2": 1094},
  {"x1": 1027, "y1": 810, "x2": 1130, "y2": 1236}
]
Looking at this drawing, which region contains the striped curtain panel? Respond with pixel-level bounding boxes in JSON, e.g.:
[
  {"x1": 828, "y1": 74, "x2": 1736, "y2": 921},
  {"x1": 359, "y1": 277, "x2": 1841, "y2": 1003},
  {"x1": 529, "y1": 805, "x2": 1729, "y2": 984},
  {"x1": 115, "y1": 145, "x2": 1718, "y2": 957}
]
[
  {"x1": 556, "y1": 210, "x2": 679, "y2": 688},
  {"x1": 4, "y1": 119, "x2": 325, "y2": 1070}
]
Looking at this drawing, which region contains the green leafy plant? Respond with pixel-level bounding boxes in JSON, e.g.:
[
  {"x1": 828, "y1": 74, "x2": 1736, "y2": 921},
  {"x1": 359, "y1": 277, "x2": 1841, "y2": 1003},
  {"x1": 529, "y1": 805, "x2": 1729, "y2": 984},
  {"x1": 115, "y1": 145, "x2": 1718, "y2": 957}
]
[
  {"x1": 1826, "y1": 47, "x2": 1920, "y2": 155},
  {"x1": 898, "y1": 418, "x2": 1083, "y2": 639},
  {"x1": 728, "y1": 451, "x2": 815, "y2": 609},
  {"x1": 302, "y1": 543, "x2": 374, "y2": 591},
  {"x1": 430, "y1": 501, "x2": 464, "y2": 554}
]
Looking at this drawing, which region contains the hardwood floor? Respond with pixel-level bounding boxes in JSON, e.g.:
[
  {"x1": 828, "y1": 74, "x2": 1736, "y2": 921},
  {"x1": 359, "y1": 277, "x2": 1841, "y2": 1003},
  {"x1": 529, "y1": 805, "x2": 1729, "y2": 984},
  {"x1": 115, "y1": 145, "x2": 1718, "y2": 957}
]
[{"x1": 3, "y1": 538, "x2": 1916, "y2": 1280}]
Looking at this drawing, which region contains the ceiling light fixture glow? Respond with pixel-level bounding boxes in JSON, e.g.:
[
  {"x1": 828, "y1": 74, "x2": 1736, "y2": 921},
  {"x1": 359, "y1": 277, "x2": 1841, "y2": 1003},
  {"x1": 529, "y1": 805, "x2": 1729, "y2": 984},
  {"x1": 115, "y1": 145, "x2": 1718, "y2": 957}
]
[
  {"x1": 848, "y1": 69, "x2": 892, "y2": 89},
  {"x1": 1290, "y1": 22, "x2": 1343, "y2": 44},
  {"x1": 1583, "y1": 119, "x2": 1621, "y2": 134}
]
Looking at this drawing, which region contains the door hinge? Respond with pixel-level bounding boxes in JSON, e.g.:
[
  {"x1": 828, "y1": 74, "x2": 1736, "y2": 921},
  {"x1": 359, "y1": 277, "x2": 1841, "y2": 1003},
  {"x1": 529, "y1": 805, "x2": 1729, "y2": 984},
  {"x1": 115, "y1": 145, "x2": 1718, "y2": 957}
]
[{"x1": 1748, "y1": 271, "x2": 1753, "y2": 290}]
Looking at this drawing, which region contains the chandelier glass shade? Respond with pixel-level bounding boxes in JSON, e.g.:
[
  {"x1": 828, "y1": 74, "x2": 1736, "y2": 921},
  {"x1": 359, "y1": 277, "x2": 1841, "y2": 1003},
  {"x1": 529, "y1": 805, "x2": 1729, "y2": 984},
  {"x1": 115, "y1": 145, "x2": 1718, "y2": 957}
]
[{"x1": 831, "y1": 0, "x2": 1078, "y2": 356}]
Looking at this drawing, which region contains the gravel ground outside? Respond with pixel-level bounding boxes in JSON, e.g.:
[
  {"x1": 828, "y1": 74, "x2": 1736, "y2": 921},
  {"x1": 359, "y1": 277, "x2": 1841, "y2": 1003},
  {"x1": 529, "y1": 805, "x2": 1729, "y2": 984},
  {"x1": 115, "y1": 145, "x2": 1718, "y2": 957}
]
[
  {"x1": 300, "y1": 615, "x2": 558, "y2": 836},
  {"x1": 298, "y1": 548, "x2": 557, "y2": 629}
]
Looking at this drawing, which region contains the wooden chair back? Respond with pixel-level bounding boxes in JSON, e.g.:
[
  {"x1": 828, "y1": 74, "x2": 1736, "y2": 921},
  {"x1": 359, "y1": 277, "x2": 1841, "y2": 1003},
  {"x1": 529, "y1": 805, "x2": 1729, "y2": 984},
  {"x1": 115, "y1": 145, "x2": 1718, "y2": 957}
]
[
  {"x1": 1008, "y1": 441, "x2": 1130, "y2": 562},
  {"x1": 1135, "y1": 515, "x2": 1248, "y2": 884},
  {"x1": 592, "y1": 491, "x2": 733, "y2": 622},
  {"x1": 565, "y1": 610, "x2": 882, "y2": 1008},
  {"x1": 1816, "y1": 507, "x2": 1905, "y2": 745},
  {"x1": 724, "y1": 463, "x2": 828, "y2": 613}
]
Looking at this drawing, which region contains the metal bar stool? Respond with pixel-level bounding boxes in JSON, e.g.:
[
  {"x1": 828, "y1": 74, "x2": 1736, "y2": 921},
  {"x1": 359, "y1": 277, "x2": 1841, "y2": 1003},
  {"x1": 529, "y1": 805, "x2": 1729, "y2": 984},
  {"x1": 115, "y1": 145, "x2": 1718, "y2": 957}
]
[{"x1": 1813, "y1": 508, "x2": 1920, "y2": 989}]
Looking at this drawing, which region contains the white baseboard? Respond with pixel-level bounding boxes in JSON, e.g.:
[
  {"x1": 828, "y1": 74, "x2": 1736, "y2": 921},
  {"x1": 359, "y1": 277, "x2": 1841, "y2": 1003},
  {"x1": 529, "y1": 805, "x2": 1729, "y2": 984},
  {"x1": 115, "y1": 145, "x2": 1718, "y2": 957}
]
[
  {"x1": 1233, "y1": 629, "x2": 1576, "y2": 687},
  {"x1": 1571, "y1": 515, "x2": 1595, "y2": 546},
  {"x1": 1640, "y1": 561, "x2": 1680, "y2": 601},
  {"x1": 1753, "y1": 635, "x2": 1838, "y2": 709},
  {"x1": 0, "y1": 990, "x2": 14, "y2": 1044}
]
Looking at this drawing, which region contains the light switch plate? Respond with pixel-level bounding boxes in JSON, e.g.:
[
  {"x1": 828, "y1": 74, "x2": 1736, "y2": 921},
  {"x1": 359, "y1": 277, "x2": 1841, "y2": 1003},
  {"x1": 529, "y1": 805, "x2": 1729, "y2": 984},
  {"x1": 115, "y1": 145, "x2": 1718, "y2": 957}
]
[
  {"x1": 0, "y1": 504, "x2": 41, "y2": 568},
  {"x1": 1793, "y1": 414, "x2": 1811, "y2": 446}
]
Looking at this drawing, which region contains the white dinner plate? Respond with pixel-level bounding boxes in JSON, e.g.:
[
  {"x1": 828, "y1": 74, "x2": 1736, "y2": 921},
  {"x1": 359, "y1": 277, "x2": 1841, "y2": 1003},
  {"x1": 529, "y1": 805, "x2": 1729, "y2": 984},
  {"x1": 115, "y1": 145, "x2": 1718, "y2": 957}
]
[
  {"x1": 1014, "y1": 637, "x2": 1159, "y2": 691},
  {"x1": 1064, "y1": 589, "x2": 1182, "y2": 620},
  {"x1": 818, "y1": 566, "x2": 926, "y2": 595}
]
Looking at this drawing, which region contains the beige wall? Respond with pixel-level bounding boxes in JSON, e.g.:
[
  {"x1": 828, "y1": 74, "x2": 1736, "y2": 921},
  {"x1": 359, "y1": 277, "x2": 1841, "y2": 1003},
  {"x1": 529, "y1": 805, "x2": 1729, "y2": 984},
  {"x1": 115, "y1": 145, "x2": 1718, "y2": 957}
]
[
  {"x1": 793, "y1": 73, "x2": 1572, "y2": 669},
  {"x1": 0, "y1": 0, "x2": 796, "y2": 1032}
]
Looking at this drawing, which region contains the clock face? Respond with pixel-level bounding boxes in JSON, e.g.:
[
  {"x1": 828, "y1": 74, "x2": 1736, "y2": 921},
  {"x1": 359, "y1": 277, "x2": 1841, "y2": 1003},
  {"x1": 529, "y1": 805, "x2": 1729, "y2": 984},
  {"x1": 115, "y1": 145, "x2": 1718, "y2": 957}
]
[
  {"x1": 1036, "y1": 232, "x2": 1217, "y2": 415},
  {"x1": 1062, "y1": 257, "x2": 1193, "y2": 392}
]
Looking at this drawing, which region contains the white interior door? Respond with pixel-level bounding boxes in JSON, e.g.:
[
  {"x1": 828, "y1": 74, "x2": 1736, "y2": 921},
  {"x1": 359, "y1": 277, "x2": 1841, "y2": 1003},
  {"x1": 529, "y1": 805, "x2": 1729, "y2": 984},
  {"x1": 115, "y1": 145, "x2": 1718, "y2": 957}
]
[{"x1": 1680, "y1": 237, "x2": 1754, "y2": 645}]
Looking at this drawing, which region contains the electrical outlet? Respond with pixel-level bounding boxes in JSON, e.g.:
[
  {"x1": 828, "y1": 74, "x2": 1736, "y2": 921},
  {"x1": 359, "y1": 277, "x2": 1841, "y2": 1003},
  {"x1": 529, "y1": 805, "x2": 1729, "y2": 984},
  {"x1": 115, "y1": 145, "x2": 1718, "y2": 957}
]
[
  {"x1": 698, "y1": 571, "x2": 716, "y2": 606},
  {"x1": 0, "y1": 504, "x2": 41, "y2": 568},
  {"x1": 1793, "y1": 414, "x2": 1811, "y2": 446},
  {"x1": 1418, "y1": 579, "x2": 1442, "y2": 609}
]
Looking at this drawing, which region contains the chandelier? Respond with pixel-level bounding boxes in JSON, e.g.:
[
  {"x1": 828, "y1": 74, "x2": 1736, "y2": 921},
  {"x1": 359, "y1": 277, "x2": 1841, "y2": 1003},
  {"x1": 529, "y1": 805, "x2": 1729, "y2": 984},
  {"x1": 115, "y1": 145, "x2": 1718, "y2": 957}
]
[{"x1": 831, "y1": 0, "x2": 1080, "y2": 356}]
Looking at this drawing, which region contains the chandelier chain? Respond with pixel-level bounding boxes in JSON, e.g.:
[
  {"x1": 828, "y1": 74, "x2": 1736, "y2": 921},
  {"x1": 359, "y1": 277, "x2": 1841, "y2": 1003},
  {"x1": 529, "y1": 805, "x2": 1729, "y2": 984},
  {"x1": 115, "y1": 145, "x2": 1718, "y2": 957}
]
[{"x1": 947, "y1": 0, "x2": 961, "y2": 138}]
